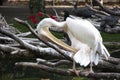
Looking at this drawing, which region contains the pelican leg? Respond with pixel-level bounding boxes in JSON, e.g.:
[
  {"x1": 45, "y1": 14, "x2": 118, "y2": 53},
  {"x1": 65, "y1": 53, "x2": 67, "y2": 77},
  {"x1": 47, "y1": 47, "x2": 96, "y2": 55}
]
[
  {"x1": 84, "y1": 62, "x2": 94, "y2": 76},
  {"x1": 72, "y1": 59, "x2": 76, "y2": 70},
  {"x1": 73, "y1": 60, "x2": 80, "y2": 76},
  {"x1": 69, "y1": 54, "x2": 80, "y2": 76},
  {"x1": 90, "y1": 62, "x2": 94, "y2": 73}
]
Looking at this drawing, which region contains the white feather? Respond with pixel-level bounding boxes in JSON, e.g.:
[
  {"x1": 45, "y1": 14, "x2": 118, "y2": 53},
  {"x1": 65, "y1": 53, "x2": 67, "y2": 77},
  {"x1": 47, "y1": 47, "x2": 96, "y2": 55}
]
[
  {"x1": 97, "y1": 42, "x2": 110, "y2": 60},
  {"x1": 73, "y1": 43, "x2": 90, "y2": 67},
  {"x1": 36, "y1": 17, "x2": 110, "y2": 69},
  {"x1": 94, "y1": 53, "x2": 99, "y2": 65}
]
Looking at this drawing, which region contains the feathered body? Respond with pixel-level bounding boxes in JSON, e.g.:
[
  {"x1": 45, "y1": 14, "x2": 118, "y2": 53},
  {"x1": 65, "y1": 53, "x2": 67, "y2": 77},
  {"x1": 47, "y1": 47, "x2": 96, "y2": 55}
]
[
  {"x1": 66, "y1": 17, "x2": 109, "y2": 66},
  {"x1": 37, "y1": 17, "x2": 110, "y2": 68}
]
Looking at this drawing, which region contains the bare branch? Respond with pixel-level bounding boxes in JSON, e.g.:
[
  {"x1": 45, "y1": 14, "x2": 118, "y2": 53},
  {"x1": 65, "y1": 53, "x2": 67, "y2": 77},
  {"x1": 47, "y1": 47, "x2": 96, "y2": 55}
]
[
  {"x1": 97, "y1": 60, "x2": 120, "y2": 73},
  {"x1": 16, "y1": 31, "x2": 32, "y2": 37},
  {"x1": 0, "y1": 44, "x2": 30, "y2": 57},
  {"x1": 93, "y1": 0, "x2": 120, "y2": 16},
  {"x1": 36, "y1": 58, "x2": 72, "y2": 67},
  {"x1": 106, "y1": 57, "x2": 120, "y2": 65},
  {"x1": 52, "y1": 7, "x2": 61, "y2": 21},
  {"x1": 86, "y1": 4, "x2": 109, "y2": 16},
  {"x1": 110, "y1": 49, "x2": 120, "y2": 55},
  {"x1": 0, "y1": 27, "x2": 39, "y2": 52},
  {"x1": 0, "y1": 44, "x2": 18, "y2": 53},
  {"x1": 0, "y1": 26, "x2": 63, "y2": 58},
  {"x1": 37, "y1": 47, "x2": 64, "y2": 57},
  {"x1": 15, "y1": 62, "x2": 120, "y2": 79}
]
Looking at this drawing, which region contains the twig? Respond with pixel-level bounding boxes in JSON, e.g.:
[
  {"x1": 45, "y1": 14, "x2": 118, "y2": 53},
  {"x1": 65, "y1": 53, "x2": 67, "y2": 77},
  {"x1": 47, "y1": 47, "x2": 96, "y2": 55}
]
[
  {"x1": 52, "y1": 7, "x2": 61, "y2": 21},
  {"x1": 16, "y1": 31, "x2": 32, "y2": 37},
  {"x1": 36, "y1": 58, "x2": 72, "y2": 67}
]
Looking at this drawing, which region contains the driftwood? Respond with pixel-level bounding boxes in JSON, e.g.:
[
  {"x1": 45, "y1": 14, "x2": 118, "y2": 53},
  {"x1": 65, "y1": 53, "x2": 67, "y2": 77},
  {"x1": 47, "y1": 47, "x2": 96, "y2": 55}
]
[
  {"x1": 93, "y1": 0, "x2": 120, "y2": 16},
  {"x1": 15, "y1": 62, "x2": 120, "y2": 79},
  {"x1": 86, "y1": 0, "x2": 120, "y2": 33},
  {"x1": 0, "y1": 17, "x2": 120, "y2": 79}
]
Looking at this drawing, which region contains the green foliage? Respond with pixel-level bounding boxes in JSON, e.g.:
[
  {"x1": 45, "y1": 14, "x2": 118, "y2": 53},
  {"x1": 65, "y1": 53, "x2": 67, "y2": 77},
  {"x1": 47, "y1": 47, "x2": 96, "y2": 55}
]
[
  {"x1": 51, "y1": 31, "x2": 63, "y2": 39},
  {"x1": 73, "y1": 77, "x2": 87, "y2": 80},
  {"x1": 0, "y1": 73, "x2": 13, "y2": 80},
  {"x1": 13, "y1": 21, "x2": 29, "y2": 33},
  {"x1": 101, "y1": 32, "x2": 120, "y2": 42}
]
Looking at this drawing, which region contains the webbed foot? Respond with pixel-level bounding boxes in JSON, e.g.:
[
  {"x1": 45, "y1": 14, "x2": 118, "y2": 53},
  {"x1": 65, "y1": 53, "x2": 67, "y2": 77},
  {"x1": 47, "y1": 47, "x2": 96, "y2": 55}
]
[{"x1": 69, "y1": 69, "x2": 80, "y2": 76}]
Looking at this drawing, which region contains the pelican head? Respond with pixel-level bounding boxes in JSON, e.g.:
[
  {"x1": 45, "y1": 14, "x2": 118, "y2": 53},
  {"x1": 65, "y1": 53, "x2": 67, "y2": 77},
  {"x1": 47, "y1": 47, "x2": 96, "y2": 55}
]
[{"x1": 36, "y1": 18, "x2": 77, "y2": 53}]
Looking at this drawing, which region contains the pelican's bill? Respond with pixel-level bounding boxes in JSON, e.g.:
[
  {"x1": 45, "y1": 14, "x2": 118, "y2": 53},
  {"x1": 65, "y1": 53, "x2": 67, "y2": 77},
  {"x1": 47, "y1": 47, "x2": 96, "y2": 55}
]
[{"x1": 41, "y1": 26, "x2": 77, "y2": 53}]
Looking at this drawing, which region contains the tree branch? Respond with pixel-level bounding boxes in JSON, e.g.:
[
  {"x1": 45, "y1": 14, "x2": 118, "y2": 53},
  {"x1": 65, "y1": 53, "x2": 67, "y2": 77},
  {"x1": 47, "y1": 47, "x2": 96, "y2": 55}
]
[
  {"x1": 93, "y1": 0, "x2": 120, "y2": 16},
  {"x1": 15, "y1": 62, "x2": 120, "y2": 79},
  {"x1": 16, "y1": 31, "x2": 32, "y2": 37},
  {"x1": 0, "y1": 27, "x2": 39, "y2": 53},
  {"x1": 36, "y1": 58, "x2": 72, "y2": 67},
  {"x1": 0, "y1": 44, "x2": 64, "y2": 58},
  {"x1": 0, "y1": 27, "x2": 65, "y2": 58}
]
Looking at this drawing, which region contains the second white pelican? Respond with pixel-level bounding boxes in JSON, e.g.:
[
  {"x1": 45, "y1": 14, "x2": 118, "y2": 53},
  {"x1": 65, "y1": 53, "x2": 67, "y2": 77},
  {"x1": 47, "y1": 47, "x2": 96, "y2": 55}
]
[{"x1": 36, "y1": 16, "x2": 110, "y2": 75}]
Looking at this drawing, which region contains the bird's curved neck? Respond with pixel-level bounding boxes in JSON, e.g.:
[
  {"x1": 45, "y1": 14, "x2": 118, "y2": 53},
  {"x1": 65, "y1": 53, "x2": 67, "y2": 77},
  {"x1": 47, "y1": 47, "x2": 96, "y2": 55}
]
[
  {"x1": 49, "y1": 19, "x2": 66, "y2": 28},
  {"x1": 37, "y1": 18, "x2": 66, "y2": 33}
]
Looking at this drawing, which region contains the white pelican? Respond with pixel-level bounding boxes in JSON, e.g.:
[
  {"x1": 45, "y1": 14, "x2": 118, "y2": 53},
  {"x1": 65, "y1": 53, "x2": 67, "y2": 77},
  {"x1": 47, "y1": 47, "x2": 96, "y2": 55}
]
[{"x1": 36, "y1": 16, "x2": 110, "y2": 75}]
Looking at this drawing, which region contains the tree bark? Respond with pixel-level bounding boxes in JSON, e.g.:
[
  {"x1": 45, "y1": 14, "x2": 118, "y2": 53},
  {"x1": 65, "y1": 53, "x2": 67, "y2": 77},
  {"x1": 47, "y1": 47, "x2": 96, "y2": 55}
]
[{"x1": 15, "y1": 62, "x2": 120, "y2": 79}]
